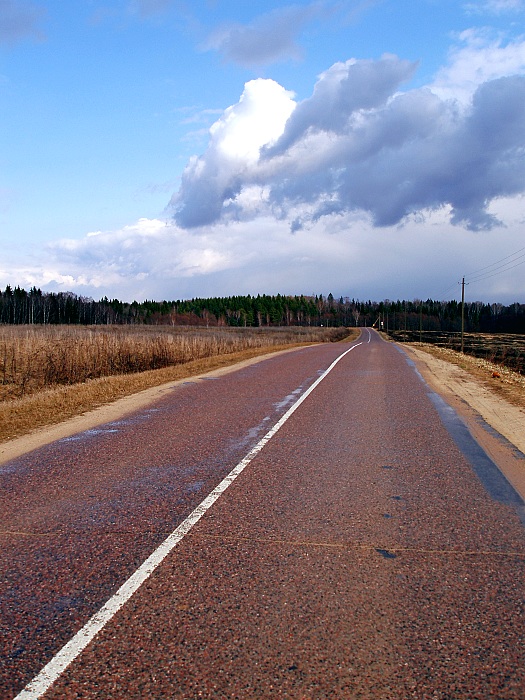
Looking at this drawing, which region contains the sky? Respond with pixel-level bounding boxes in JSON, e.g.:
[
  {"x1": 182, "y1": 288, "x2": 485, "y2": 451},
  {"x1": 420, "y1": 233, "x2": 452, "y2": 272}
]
[{"x1": 1, "y1": 0, "x2": 525, "y2": 305}]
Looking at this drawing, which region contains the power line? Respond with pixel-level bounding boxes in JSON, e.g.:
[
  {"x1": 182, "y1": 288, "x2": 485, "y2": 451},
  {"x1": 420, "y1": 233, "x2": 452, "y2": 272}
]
[
  {"x1": 465, "y1": 245, "x2": 525, "y2": 278},
  {"x1": 468, "y1": 254, "x2": 525, "y2": 285},
  {"x1": 437, "y1": 244, "x2": 525, "y2": 299},
  {"x1": 436, "y1": 281, "x2": 460, "y2": 300}
]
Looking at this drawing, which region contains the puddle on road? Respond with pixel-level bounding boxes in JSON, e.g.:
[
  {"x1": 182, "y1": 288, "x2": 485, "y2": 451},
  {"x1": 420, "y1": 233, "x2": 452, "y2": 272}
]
[
  {"x1": 0, "y1": 463, "x2": 18, "y2": 475},
  {"x1": 231, "y1": 417, "x2": 273, "y2": 455},
  {"x1": 376, "y1": 548, "x2": 397, "y2": 559},
  {"x1": 399, "y1": 344, "x2": 525, "y2": 523},
  {"x1": 59, "y1": 407, "x2": 166, "y2": 444}
]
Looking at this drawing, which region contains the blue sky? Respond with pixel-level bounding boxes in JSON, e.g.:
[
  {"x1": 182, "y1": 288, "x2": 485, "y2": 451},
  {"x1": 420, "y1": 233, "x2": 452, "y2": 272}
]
[{"x1": 1, "y1": 0, "x2": 525, "y2": 303}]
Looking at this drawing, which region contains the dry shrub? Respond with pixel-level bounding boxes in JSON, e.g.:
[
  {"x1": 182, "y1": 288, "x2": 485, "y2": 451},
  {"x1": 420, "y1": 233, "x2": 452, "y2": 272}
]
[{"x1": 0, "y1": 325, "x2": 350, "y2": 401}]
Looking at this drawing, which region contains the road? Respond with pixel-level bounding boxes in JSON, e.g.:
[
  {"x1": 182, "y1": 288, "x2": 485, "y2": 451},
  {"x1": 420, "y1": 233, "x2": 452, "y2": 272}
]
[{"x1": 1, "y1": 329, "x2": 524, "y2": 699}]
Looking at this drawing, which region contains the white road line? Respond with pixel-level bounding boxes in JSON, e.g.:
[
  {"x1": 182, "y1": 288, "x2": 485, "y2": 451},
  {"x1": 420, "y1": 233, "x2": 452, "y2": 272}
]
[{"x1": 14, "y1": 340, "x2": 363, "y2": 700}]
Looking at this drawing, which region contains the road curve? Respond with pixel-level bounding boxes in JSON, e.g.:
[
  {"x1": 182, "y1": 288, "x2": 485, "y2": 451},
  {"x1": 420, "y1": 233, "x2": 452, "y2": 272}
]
[{"x1": 2, "y1": 329, "x2": 524, "y2": 699}]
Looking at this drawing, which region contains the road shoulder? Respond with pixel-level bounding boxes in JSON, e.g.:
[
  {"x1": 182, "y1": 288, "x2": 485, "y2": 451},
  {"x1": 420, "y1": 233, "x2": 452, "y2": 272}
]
[{"x1": 403, "y1": 344, "x2": 525, "y2": 502}]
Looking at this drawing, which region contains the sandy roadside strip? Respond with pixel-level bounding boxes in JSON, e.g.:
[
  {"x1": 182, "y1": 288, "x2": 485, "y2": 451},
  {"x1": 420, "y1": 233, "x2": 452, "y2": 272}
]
[
  {"x1": 404, "y1": 344, "x2": 525, "y2": 502},
  {"x1": 1, "y1": 340, "x2": 524, "y2": 503}
]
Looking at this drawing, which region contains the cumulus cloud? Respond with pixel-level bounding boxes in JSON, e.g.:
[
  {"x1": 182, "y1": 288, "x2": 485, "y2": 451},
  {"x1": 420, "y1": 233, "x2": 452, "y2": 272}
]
[
  {"x1": 202, "y1": 3, "x2": 323, "y2": 67},
  {"x1": 169, "y1": 38, "x2": 525, "y2": 233},
  {"x1": 7, "y1": 22, "x2": 524, "y2": 304},
  {"x1": 33, "y1": 218, "x2": 247, "y2": 299},
  {"x1": 0, "y1": 0, "x2": 44, "y2": 43},
  {"x1": 263, "y1": 56, "x2": 417, "y2": 156},
  {"x1": 171, "y1": 79, "x2": 296, "y2": 228}
]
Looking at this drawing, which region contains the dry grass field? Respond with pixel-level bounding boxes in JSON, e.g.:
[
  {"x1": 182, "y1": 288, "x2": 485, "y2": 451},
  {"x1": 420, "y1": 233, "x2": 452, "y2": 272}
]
[
  {"x1": 0, "y1": 324, "x2": 354, "y2": 442},
  {"x1": 0, "y1": 325, "x2": 350, "y2": 400},
  {"x1": 388, "y1": 330, "x2": 525, "y2": 374}
]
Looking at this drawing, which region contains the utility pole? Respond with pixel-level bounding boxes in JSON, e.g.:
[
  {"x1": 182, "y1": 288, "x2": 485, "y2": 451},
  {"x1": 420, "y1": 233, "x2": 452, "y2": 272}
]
[{"x1": 461, "y1": 277, "x2": 465, "y2": 354}]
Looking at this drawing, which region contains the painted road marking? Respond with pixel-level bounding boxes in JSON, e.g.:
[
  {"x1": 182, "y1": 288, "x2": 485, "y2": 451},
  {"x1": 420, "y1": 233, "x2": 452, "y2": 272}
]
[{"x1": 14, "y1": 340, "x2": 363, "y2": 700}]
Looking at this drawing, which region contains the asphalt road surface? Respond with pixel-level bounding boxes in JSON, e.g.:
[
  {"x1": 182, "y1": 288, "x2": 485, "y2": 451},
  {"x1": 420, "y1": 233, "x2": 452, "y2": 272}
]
[{"x1": 1, "y1": 329, "x2": 524, "y2": 699}]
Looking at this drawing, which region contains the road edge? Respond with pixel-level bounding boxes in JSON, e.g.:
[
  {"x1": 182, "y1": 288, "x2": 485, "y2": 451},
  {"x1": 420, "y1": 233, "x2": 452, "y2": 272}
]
[{"x1": 402, "y1": 343, "x2": 525, "y2": 503}]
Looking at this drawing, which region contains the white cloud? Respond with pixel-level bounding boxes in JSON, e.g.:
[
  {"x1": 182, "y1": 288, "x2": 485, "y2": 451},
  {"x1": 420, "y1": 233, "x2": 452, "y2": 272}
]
[
  {"x1": 170, "y1": 79, "x2": 295, "y2": 228},
  {"x1": 169, "y1": 44, "x2": 525, "y2": 233},
  {"x1": 4, "y1": 27, "x2": 525, "y2": 305},
  {"x1": 432, "y1": 29, "x2": 525, "y2": 103},
  {"x1": 264, "y1": 55, "x2": 417, "y2": 155}
]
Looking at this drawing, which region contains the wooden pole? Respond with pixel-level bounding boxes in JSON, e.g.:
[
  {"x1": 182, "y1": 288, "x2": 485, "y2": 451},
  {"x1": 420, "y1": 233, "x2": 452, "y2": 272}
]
[{"x1": 461, "y1": 277, "x2": 465, "y2": 354}]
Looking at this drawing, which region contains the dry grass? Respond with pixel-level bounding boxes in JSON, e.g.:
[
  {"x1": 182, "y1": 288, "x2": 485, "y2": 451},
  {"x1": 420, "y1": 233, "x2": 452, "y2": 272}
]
[
  {"x1": 407, "y1": 342, "x2": 525, "y2": 410},
  {"x1": 388, "y1": 330, "x2": 525, "y2": 374},
  {"x1": 0, "y1": 325, "x2": 357, "y2": 443},
  {"x1": 0, "y1": 325, "x2": 349, "y2": 400}
]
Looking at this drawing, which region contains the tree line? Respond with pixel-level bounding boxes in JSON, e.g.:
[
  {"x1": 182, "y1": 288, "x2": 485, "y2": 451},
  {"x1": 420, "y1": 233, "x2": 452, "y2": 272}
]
[{"x1": 0, "y1": 285, "x2": 523, "y2": 333}]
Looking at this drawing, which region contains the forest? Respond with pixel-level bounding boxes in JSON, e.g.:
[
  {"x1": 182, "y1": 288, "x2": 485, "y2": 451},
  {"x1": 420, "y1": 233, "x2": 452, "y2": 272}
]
[{"x1": 0, "y1": 285, "x2": 524, "y2": 334}]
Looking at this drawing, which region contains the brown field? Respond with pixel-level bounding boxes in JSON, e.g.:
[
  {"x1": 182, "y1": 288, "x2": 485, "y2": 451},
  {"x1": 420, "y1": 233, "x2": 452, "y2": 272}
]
[
  {"x1": 0, "y1": 324, "x2": 349, "y2": 401},
  {"x1": 0, "y1": 325, "x2": 354, "y2": 442},
  {"x1": 388, "y1": 330, "x2": 525, "y2": 375}
]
